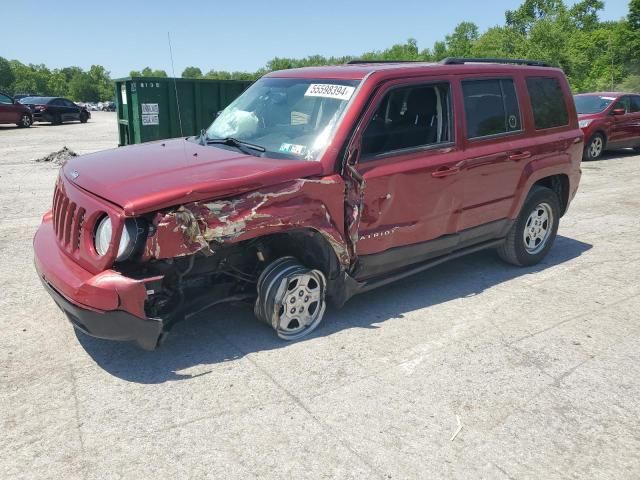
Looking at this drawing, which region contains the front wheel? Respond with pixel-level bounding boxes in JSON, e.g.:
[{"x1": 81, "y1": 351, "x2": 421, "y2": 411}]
[
  {"x1": 52, "y1": 113, "x2": 62, "y2": 125},
  {"x1": 17, "y1": 113, "x2": 32, "y2": 128},
  {"x1": 633, "y1": 146, "x2": 640, "y2": 153},
  {"x1": 254, "y1": 256, "x2": 327, "y2": 340},
  {"x1": 497, "y1": 186, "x2": 560, "y2": 267},
  {"x1": 80, "y1": 112, "x2": 88, "y2": 123},
  {"x1": 583, "y1": 133, "x2": 604, "y2": 161}
]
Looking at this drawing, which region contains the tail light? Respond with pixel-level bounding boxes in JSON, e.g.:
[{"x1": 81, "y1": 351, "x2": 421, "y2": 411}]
[{"x1": 35, "y1": 105, "x2": 47, "y2": 111}]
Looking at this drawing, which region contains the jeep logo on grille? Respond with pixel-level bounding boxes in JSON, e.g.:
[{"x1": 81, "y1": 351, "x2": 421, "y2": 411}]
[{"x1": 69, "y1": 170, "x2": 79, "y2": 179}]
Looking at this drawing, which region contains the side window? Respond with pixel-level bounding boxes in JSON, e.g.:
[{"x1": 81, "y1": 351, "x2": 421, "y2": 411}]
[
  {"x1": 631, "y1": 96, "x2": 640, "y2": 113},
  {"x1": 462, "y1": 78, "x2": 521, "y2": 139},
  {"x1": 64, "y1": 99, "x2": 75, "y2": 107},
  {"x1": 361, "y1": 82, "x2": 452, "y2": 157},
  {"x1": 526, "y1": 77, "x2": 569, "y2": 129},
  {"x1": 0, "y1": 94, "x2": 13, "y2": 105},
  {"x1": 612, "y1": 96, "x2": 631, "y2": 113}
]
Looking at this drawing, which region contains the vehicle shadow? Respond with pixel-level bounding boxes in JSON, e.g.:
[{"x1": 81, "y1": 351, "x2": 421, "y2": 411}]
[{"x1": 77, "y1": 235, "x2": 593, "y2": 383}]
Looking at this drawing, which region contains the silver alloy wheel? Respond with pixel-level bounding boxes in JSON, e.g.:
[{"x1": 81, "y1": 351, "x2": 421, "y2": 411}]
[
  {"x1": 523, "y1": 202, "x2": 553, "y2": 254},
  {"x1": 21, "y1": 114, "x2": 31, "y2": 127},
  {"x1": 255, "y1": 257, "x2": 327, "y2": 341},
  {"x1": 590, "y1": 136, "x2": 603, "y2": 158}
]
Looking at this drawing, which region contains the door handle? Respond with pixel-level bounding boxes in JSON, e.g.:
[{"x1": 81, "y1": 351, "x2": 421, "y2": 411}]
[
  {"x1": 508, "y1": 151, "x2": 531, "y2": 161},
  {"x1": 431, "y1": 166, "x2": 460, "y2": 178}
]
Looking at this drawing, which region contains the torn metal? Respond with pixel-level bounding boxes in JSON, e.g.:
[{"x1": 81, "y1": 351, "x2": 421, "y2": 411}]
[{"x1": 143, "y1": 178, "x2": 351, "y2": 266}]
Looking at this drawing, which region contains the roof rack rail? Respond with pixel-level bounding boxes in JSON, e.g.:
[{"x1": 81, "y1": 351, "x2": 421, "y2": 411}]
[
  {"x1": 440, "y1": 57, "x2": 549, "y2": 67},
  {"x1": 346, "y1": 59, "x2": 424, "y2": 64}
]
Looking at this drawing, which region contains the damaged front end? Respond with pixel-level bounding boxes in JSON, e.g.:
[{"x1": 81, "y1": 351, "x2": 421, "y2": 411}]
[{"x1": 114, "y1": 177, "x2": 352, "y2": 343}]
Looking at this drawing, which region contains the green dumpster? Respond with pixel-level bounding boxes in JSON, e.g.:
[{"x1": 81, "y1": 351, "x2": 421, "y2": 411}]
[{"x1": 115, "y1": 77, "x2": 253, "y2": 146}]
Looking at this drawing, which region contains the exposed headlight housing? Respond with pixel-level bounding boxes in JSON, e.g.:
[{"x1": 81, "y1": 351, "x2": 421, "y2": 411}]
[
  {"x1": 578, "y1": 119, "x2": 592, "y2": 128},
  {"x1": 95, "y1": 216, "x2": 141, "y2": 261}
]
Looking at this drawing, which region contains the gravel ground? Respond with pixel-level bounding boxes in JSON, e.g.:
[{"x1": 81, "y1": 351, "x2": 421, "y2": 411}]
[{"x1": 1, "y1": 112, "x2": 639, "y2": 479}]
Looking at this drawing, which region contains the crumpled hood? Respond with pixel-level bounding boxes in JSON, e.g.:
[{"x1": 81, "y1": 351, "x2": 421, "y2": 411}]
[{"x1": 62, "y1": 138, "x2": 323, "y2": 215}]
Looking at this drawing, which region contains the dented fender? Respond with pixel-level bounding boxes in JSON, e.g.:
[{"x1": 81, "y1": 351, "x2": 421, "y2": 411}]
[{"x1": 143, "y1": 176, "x2": 352, "y2": 266}]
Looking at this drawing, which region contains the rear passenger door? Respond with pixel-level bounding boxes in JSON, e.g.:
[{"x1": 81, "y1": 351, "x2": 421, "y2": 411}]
[
  {"x1": 457, "y1": 76, "x2": 527, "y2": 232},
  {"x1": 350, "y1": 77, "x2": 465, "y2": 279},
  {"x1": 63, "y1": 99, "x2": 81, "y2": 121}
]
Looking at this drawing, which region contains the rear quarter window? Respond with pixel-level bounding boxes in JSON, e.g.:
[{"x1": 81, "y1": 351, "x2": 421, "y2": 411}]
[{"x1": 526, "y1": 77, "x2": 569, "y2": 129}]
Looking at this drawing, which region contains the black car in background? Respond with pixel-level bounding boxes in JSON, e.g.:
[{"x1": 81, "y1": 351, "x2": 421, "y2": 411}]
[{"x1": 18, "y1": 97, "x2": 90, "y2": 125}]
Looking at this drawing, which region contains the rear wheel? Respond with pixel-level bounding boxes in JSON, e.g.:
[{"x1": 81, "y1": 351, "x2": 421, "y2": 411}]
[
  {"x1": 498, "y1": 186, "x2": 560, "y2": 267},
  {"x1": 52, "y1": 113, "x2": 62, "y2": 125},
  {"x1": 17, "y1": 113, "x2": 32, "y2": 128},
  {"x1": 634, "y1": 146, "x2": 640, "y2": 153},
  {"x1": 254, "y1": 256, "x2": 327, "y2": 340},
  {"x1": 583, "y1": 133, "x2": 604, "y2": 161}
]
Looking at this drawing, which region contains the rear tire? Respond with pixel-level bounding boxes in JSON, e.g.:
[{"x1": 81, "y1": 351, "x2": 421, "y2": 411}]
[
  {"x1": 498, "y1": 186, "x2": 560, "y2": 267},
  {"x1": 254, "y1": 256, "x2": 327, "y2": 341},
  {"x1": 634, "y1": 146, "x2": 640, "y2": 153},
  {"x1": 52, "y1": 113, "x2": 62, "y2": 125},
  {"x1": 583, "y1": 133, "x2": 604, "y2": 161},
  {"x1": 17, "y1": 113, "x2": 32, "y2": 128}
]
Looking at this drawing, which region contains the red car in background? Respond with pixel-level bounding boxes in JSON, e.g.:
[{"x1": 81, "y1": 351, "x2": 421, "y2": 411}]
[
  {"x1": 0, "y1": 91, "x2": 33, "y2": 128},
  {"x1": 574, "y1": 92, "x2": 640, "y2": 160}
]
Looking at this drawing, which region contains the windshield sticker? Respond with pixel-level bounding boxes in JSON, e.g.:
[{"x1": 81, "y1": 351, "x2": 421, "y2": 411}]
[
  {"x1": 279, "y1": 143, "x2": 307, "y2": 156},
  {"x1": 305, "y1": 84, "x2": 355, "y2": 101}
]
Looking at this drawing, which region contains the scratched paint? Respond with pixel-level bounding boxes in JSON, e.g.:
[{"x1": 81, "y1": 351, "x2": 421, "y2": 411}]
[{"x1": 143, "y1": 178, "x2": 351, "y2": 266}]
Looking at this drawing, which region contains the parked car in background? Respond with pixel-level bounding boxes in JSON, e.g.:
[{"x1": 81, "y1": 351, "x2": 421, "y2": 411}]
[
  {"x1": 34, "y1": 58, "x2": 582, "y2": 350},
  {"x1": 101, "y1": 101, "x2": 116, "y2": 112},
  {"x1": 18, "y1": 96, "x2": 90, "y2": 125},
  {"x1": 0, "y1": 91, "x2": 33, "y2": 128},
  {"x1": 574, "y1": 92, "x2": 640, "y2": 160}
]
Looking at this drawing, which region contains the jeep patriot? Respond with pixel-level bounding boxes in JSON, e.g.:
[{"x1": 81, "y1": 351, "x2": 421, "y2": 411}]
[{"x1": 33, "y1": 58, "x2": 583, "y2": 349}]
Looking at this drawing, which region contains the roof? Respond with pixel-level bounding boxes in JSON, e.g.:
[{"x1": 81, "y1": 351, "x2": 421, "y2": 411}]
[
  {"x1": 265, "y1": 61, "x2": 560, "y2": 81},
  {"x1": 574, "y1": 92, "x2": 635, "y2": 97}
]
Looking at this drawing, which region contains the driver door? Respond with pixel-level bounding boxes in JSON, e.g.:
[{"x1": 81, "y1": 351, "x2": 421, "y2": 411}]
[{"x1": 345, "y1": 77, "x2": 464, "y2": 280}]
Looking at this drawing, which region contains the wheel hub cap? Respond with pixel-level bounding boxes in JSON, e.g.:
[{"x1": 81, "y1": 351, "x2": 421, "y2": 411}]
[{"x1": 523, "y1": 202, "x2": 553, "y2": 254}]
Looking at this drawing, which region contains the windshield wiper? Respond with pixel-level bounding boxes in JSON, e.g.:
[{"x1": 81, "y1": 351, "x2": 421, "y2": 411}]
[{"x1": 206, "y1": 136, "x2": 266, "y2": 155}]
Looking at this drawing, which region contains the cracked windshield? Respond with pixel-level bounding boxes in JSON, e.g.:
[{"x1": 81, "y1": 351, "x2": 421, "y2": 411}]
[{"x1": 205, "y1": 78, "x2": 360, "y2": 160}]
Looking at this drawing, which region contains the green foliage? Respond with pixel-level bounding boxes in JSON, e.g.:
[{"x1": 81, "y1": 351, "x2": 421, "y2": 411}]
[
  {"x1": 0, "y1": 57, "x2": 15, "y2": 92},
  {"x1": 181, "y1": 66, "x2": 203, "y2": 78},
  {"x1": 3, "y1": 0, "x2": 639, "y2": 98},
  {"x1": 130, "y1": 67, "x2": 168, "y2": 78}
]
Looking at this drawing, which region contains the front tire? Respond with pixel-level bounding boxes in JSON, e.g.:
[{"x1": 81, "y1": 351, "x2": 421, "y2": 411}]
[
  {"x1": 52, "y1": 113, "x2": 62, "y2": 125},
  {"x1": 583, "y1": 133, "x2": 605, "y2": 161},
  {"x1": 80, "y1": 112, "x2": 88, "y2": 123},
  {"x1": 17, "y1": 113, "x2": 32, "y2": 128},
  {"x1": 254, "y1": 256, "x2": 327, "y2": 340},
  {"x1": 498, "y1": 186, "x2": 560, "y2": 267}
]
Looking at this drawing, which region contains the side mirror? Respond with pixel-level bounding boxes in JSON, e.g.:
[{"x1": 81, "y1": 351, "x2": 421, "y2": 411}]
[{"x1": 611, "y1": 108, "x2": 626, "y2": 116}]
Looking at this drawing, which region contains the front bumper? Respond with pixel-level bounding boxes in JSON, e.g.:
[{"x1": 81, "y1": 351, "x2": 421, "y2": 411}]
[
  {"x1": 40, "y1": 278, "x2": 164, "y2": 350},
  {"x1": 34, "y1": 213, "x2": 165, "y2": 350}
]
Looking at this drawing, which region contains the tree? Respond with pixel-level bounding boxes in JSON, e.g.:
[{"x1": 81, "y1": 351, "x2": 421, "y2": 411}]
[
  {"x1": 445, "y1": 22, "x2": 480, "y2": 57},
  {"x1": 182, "y1": 66, "x2": 203, "y2": 78},
  {"x1": 130, "y1": 67, "x2": 168, "y2": 77},
  {"x1": 0, "y1": 57, "x2": 15, "y2": 91}
]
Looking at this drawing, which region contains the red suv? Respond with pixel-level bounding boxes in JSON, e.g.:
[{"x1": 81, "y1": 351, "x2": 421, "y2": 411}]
[
  {"x1": 34, "y1": 58, "x2": 583, "y2": 349},
  {"x1": 0, "y1": 91, "x2": 33, "y2": 128},
  {"x1": 574, "y1": 92, "x2": 640, "y2": 161}
]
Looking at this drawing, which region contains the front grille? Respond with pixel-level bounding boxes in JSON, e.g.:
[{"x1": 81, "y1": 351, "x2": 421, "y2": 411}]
[{"x1": 52, "y1": 182, "x2": 86, "y2": 253}]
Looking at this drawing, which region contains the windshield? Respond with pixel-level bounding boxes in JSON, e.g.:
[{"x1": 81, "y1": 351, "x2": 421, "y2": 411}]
[
  {"x1": 574, "y1": 95, "x2": 615, "y2": 114},
  {"x1": 205, "y1": 78, "x2": 360, "y2": 160}
]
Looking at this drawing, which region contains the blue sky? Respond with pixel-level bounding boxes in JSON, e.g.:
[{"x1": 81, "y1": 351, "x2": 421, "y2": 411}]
[{"x1": 0, "y1": 0, "x2": 629, "y2": 78}]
